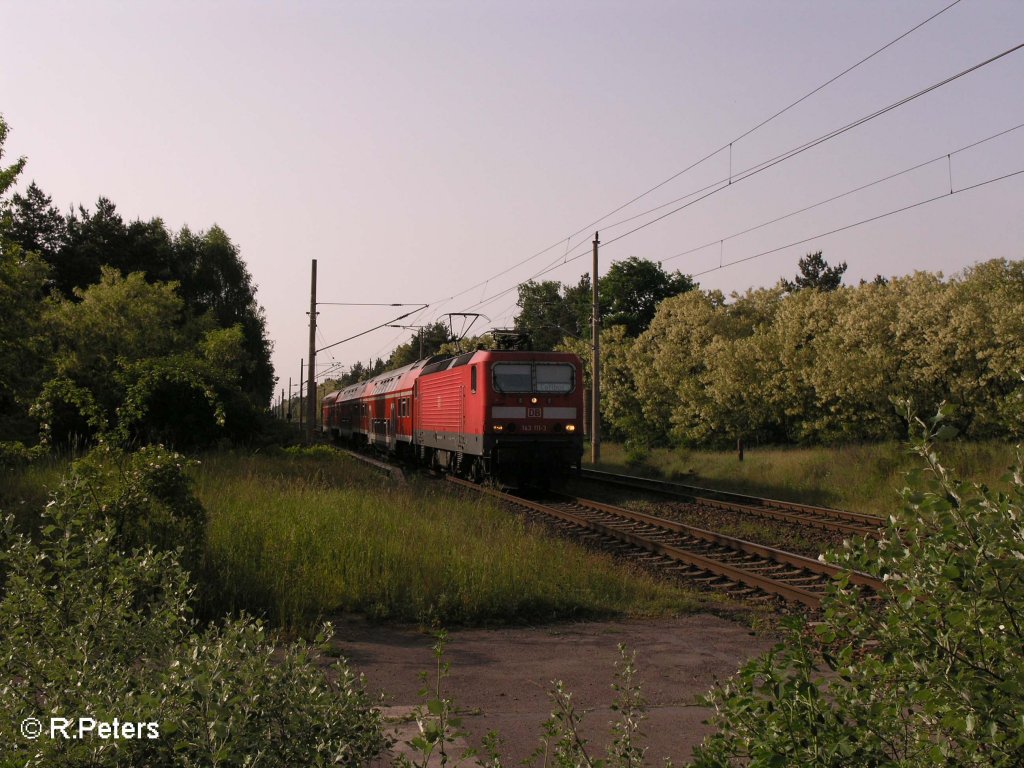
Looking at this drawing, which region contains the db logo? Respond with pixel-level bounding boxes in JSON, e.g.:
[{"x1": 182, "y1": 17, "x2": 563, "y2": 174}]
[{"x1": 527, "y1": 407, "x2": 542, "y2": 418}]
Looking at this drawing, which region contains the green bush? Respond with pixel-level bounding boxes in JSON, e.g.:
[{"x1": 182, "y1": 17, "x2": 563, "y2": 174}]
[
  {"x1": 689, "y1": 414, "x2": 1024, "y2": 767},
  {"x1": 0, "y1": 451, "x2": 386, "y2": 767},
  {"x1": 63, "y1": 445, "x2": 207, "y2": 576},
  {"x1": 0, "y1": 440, "x2": 47, "y2": 469}
]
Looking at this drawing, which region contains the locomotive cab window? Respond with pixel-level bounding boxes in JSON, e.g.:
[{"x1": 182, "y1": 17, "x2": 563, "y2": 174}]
[
  {"x1": 492, "y1": 363, "x2": 575, "y2": 394},
  {"x1": 492, "y1": 364, "x2": 532, "y2": 393},
  {"x1": 536, "y1": 363, "x2": 574, "y2": 393}
]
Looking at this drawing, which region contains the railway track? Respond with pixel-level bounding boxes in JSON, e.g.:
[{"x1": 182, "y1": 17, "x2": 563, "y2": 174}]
[
  {"x1": 448, "y1": 477, "x2": 882, "y2": 609},
  {"x1": 578, "y1": 468, "x2": 884, "y2": 539}
]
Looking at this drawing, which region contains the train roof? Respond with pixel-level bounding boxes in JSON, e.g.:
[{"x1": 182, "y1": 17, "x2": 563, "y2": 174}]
[
  {"x1": 420, "y1": 348, "x2": 581, "y2": 373},
  {"x1": 325, "y1": 354, "x2": 450, "y2": 404},
  {"x1": 323, "y1": 349, "x2": 583, "y2": 406}
]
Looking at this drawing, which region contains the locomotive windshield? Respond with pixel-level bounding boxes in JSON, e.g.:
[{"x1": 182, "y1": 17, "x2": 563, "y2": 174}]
[{"x1": 492, "y1": 362, "x2": 575, "y2": 394}]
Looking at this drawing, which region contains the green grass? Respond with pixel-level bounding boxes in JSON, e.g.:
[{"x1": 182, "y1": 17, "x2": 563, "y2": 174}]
[
  {"x1": 195, "y1": 449, "x2": 701, "y2": 629},
  {"x1": 17, "y1": 439, "x2": 1015, "y2": 631},
  {"x1": 592, "y1": 439, "x2": 1020, "y2": 517},
  {"x1": 0, "y1": 457, "x2": 70, "y2": 530}
]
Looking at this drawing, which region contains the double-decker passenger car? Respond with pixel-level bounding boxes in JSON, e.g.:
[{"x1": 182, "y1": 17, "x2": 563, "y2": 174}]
[{"x1": 322, "y1": 349, "x2": 584, "y2": 483}]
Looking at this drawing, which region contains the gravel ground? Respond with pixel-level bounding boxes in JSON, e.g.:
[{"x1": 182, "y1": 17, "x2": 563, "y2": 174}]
[{"x1": 328, "y1": 614, "x2": 776, "y2": 766}]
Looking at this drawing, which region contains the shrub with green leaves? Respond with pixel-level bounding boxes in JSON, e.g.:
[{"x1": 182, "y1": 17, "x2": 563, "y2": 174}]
[
  {"x1": 60, "y1": 444, "x2": 207, "y2": 575},
  {"x1": 0, "y1": 450, "x2": 386, "y2": 767},
  {"x1": 0, "y1": 440, "x2": 47, "y2": 469},
  {"x1": 690, "y1": 414, "x2": 1024, "y2": 767}
]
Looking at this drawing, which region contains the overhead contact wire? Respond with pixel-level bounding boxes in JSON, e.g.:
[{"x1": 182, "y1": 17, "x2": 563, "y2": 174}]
[
  {"x1": 662, "y1": 122, "x2": 1024, "y2": 264},
  {"x1": 424, "y1": 3, "x2": 963, "y2": 319},
  {"x1": 449, "y1": 43, "x2": 1024, "y2": 319},
  {"x1": 600, "y1": 41, "x2": 1024, "y2": 249},
  {"x1": 691, "y1": 167, "x2": 1024, "y2": 278},
  {"x1": 560, "y1": 0, "x2": 965, "y2": 243}
]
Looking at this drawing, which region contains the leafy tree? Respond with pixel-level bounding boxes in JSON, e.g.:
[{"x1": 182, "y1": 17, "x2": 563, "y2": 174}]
[
  {"x1": 562, "y1": 272, "x2": 593, "y2": 338},
  {"x1": 35, "y1": 269, "x2": 261, "y2": 447},
  {"x1": 630, "y1": 290, "x2": 723, "y2": 443},
  {"x1": 12, "y1": 195, "x2": 175, "y2": 298},
  {"x1": 699, "y1": 332, "x2": 776, "y2": 445},
  {"x1": 860, "y1": 273, "x2": 890, "y2": 286},
  {"x1": 887, "y1": 270, "x2": 957, "y2": 428},
  {"x1": 387, "y1": 321, "x2": 454, "y2": 367},
  {"x1": 594, "y1": 326, "x2": 645, "y2": 442},
  {"x1": 0, "y1": 119, "x2": 49, "y2": 441},
  {"x1": 0, "y1": 114, "x2": 25, "y2": 196},
  {"x1": 172, "y1": 224, "x2": 274, "y2": 405},
  {"x1": 0, "y1": 248, "x2": 49, "y2": 440},
  {"x1": 515, "y1": 280, "x2": 564, "y2": 351},
  {"x1": 115, "y1": 355, "x2": 227, "y2": 449},
  {"x1": 513, "y1": 259, "x2": 694, "y2": 349},
  {"x1": 601, "y1": 261, "x2": 1024, "y2": 448},
  {"x1": 0, "y1": 115, "x2": 274, "y2": 445},
  {"x1": 760, "y1": 287, "x2": 839, "y2": 442},
  {"x1": 56, "y1": 197, "x2": 133, "y2": 296},
  {"x1": 942, "y1": 259, "x2": 1024, "y2": 437},
  {"x1": 436, "y1": 331, "x2": 499, "y2": 356},
  {"x1": 514, "y1": 275, "x2": 592, "y2": 351},
  {"x1": 5, "y1": 193, "x2": 274, "y2": 408},
  {"x1": 631, "y1": 288, "x2": 769, "y2": 445},
  {"x1": 6, "y1": 181, "x2": 66, "y2": 266},
  {"x1": 782, "y1": 250, "x2": 847, "y2": 292},
  {"x1": 807, "y1": 281, "x2": 905, "y2": 441},
  {"x1": 45, "y1": 268, "x2": 185, "y2": 404},
  {"x1": 599, "y1": 256, "x2": 695, "y2": 336},
  {"x1": 691, "y1": 287, "x2": 789, "y2": 445},
  {"x1": 335, "y1": 361, "x2": 368, "y2": 388}
]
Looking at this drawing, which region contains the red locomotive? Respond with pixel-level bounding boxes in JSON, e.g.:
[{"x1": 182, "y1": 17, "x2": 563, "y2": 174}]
[{"x1": 321, "y1": 349, "x2": 584, "y2": 483}]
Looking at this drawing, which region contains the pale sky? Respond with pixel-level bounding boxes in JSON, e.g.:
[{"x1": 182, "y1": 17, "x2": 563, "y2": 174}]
[{"x1": 2, "y1": 0, "x2": 1022, "y2": 396}]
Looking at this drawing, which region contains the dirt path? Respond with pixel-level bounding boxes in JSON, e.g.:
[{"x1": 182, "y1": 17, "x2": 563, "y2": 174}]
[{"x1": 329, "y1": 614, "x2": 774, "y2": 765}]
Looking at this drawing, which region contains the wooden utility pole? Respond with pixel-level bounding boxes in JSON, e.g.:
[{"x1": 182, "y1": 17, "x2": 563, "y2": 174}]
[
  {"x1": 591, "y1": 232, "x2": 601, "y2": 464},
  {"x1": 288, "y1": 377, "x2": 292, "y2": 422},
  {"x1": 298, "y1": 359, "x2": 304, "y2": 429},
  {"x1": 306, "y1": 260, "x2": 317, "y2": 443}
]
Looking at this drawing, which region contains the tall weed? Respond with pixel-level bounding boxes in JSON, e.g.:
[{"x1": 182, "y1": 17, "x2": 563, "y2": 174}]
[{"x1": 197, "y1": 453, "x2": 699, "y2": 628}]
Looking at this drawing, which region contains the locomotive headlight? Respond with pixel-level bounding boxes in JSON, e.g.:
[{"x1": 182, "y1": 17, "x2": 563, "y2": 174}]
[
  {"x1": 493, "y1": 424, "x2": 503, "y2": 432},
  {"x1": 566, "y1": 424, "x2": 576, "y2": 432},
  {"x1": 530, "y1": 397, "x2": 538, "y2": 404}
]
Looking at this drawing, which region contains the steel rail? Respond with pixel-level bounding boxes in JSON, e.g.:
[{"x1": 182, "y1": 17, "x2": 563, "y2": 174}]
[
  {"x1": 546, "y1": 491, "x2": 881, "y2": 590},
  {"x1": 578, "y1": 467, "x2": 884, "y2": 537},
  {"x1": 447, "y1": 477, "x2": 882, "y2": 608}
]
